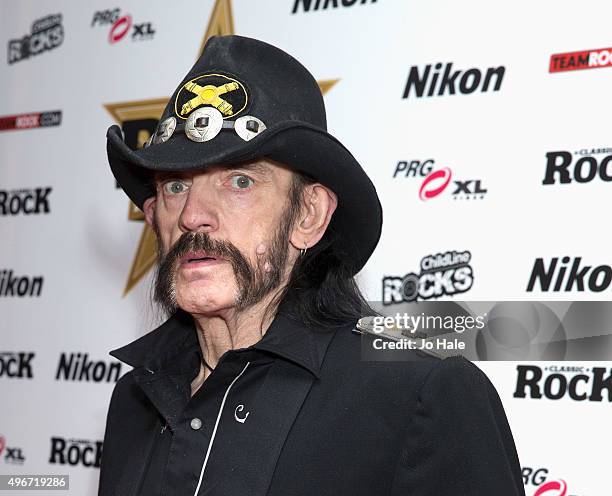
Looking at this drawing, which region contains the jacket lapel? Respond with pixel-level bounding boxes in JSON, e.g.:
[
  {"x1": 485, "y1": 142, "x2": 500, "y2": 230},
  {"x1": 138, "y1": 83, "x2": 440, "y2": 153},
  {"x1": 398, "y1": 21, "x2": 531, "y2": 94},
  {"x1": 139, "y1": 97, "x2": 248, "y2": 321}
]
[{"x1": 199, "y1": 358, "x2": 317, "y2": 496}]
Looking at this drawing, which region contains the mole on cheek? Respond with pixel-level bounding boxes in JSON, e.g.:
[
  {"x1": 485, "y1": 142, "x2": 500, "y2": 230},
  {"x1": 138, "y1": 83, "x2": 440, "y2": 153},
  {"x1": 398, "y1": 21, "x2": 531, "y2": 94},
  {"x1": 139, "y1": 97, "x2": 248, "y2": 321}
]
[{"x1": 256, "y1": 244, "x2": 267, "y2": 255}]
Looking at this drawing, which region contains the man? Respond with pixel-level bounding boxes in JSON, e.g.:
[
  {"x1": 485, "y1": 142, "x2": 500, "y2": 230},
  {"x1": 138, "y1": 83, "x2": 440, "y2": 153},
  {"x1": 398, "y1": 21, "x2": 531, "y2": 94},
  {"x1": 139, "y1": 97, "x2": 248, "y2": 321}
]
[{"x1": 99, "y1": 35, "x2": 525, "y2": 495}]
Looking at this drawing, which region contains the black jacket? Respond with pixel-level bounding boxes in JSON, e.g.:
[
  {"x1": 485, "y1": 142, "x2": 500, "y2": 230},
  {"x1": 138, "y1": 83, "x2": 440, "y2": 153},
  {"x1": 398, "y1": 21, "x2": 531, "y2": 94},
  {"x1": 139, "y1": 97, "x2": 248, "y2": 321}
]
[{"x1": 98, "y1": 307, "x2": 525, "y2": 496}]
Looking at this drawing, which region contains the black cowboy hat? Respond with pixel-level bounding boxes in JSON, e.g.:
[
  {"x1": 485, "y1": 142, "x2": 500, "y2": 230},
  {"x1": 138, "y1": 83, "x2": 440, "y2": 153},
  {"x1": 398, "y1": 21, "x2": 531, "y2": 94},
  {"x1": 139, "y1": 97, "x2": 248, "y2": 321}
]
[{"x1": 106, "y1": 34, "x2": 382, "y2": 275}]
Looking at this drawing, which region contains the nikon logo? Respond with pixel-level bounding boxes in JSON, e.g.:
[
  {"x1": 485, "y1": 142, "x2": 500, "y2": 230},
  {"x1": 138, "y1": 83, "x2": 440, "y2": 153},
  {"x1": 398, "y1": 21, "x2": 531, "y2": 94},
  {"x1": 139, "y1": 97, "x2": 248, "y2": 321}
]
[
  {"x1": 0, "y1": 270, "x2": 43, "y2": 297},
  {"x1": 55, "y1": 352, "x2": 122, "y2": 383},
  {"x1": 403, "y1": 62, "x2": 505, "y2": 99},
  {"x1": 527, "y1": 257, "x2": 612, "y2": 293},
  {"x1": 292, "y1": 0, "x2": 377, "y2": 14}
]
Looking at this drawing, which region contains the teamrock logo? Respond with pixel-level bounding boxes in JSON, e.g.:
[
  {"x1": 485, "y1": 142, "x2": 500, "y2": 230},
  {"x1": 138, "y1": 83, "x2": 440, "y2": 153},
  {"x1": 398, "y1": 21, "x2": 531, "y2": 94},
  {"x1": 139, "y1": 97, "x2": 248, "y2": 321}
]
[
  {"x1": 55, "y1": 353, "x2": 122, "y2": 383},
  {"x1": 543, "y1": 148, "x2": 612, "y2": 185},
  {"x1": 0, "y1": 270, "x2": 44, "y2": 298},
  {"x1": 382, "y1": 250, "x2": 474, "y2": 304},
  {"x1": 0, "y1": 187, "x2": 52, "y2": 215},
  {"x1": 291, "y1": 0, "x2": 378, "y2": 14},
  {"x1": 8, "y1": 13, "x2": 64, "y2": 64},
  {"x1": 550, "y1": 46, "x2": 612, "y2": 73},
  {"x1": 514, "y1": 364, "x2": 612, "y2": 402},
  {"x1": 402, "y1": 62, "x2": 505, "y2": 99},
  {"x1": 392, "y1": 159, "x2": 488, "y2": 200},
  {"x1": 0, "y1": 352, "x2": 35, "y2": 379},
  {"x1": 527, "y1": 257, "x2": 612, "y2": 293},
  {"x1": 0, "y1": 436, "x2": 26, "y2": 465},
  {"x1": 91, "y1": 8, "x2": 155, "y2": 44},
  {"x1": 49, "y1": 437, "x2": 102, "y2": 468}
]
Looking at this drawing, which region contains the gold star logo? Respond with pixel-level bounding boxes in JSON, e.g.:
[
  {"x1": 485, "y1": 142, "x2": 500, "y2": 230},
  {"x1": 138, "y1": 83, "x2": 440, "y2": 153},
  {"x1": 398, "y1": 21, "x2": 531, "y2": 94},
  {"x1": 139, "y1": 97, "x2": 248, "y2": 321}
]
[{"x1": 105, "y1": 0, "x2": 339, "y2": 296}]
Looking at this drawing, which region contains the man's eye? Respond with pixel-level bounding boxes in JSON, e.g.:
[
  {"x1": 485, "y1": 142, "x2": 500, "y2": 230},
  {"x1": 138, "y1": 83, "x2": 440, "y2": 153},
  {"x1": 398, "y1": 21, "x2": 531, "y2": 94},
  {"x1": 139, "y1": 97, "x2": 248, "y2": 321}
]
[
  {"x1": 163, "y1": 180, "x2": 188, "y2": 195},
  {"x1": 230, "y1": 175, "x2": 254, "y2": 189}
]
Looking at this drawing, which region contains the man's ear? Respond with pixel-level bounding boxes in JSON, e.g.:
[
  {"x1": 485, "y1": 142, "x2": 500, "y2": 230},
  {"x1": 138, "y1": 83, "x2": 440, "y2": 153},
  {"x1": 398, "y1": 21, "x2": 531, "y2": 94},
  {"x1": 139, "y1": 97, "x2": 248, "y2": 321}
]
[
  {"x1": 289, "y1": 183, "x2": 338, "y2": 251},
  {"x1": 143, "y1": 196, "x2": 156, "y2": 228}
]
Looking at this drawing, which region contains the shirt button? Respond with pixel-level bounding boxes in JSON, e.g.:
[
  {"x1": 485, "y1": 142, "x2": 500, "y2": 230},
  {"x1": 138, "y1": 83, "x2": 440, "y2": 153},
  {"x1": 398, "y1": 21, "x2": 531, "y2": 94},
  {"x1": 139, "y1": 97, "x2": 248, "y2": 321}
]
[{"x1": 190, "y1": 417, "x2": 202, "y2": 430}]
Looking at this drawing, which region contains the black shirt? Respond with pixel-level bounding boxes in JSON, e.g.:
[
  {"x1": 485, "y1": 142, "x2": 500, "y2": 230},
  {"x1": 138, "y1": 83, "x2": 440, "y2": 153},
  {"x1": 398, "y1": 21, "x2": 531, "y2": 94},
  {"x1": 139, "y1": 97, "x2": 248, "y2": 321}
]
[{"x1": 99, "y1": 306, "x2": 526, "y2": 496}]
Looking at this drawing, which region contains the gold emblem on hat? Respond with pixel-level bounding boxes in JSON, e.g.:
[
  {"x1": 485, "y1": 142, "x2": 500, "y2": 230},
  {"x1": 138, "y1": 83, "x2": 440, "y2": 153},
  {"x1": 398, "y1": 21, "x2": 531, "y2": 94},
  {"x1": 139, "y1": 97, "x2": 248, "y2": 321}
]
[
  {"x1": 175, "y1": 74, "x2": 247, "y2": 119},
  {"x1": 181, "y1": 81, "x2": 239, "y2": 116}
]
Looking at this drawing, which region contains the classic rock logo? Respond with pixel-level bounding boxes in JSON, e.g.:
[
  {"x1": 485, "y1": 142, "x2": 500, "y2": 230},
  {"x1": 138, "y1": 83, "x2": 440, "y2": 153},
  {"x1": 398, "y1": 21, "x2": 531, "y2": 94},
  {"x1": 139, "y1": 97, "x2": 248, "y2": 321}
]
[
  {"x1": 523, "y1": 467, "x2": 579, "y2": 496},
  {"x1": 0, "y1": 352, "x2": 35, "y2": 378},
  {"x1": 7, "y1": 13, "x2": 64, "y2": 64},
  {"x1": 291, "y1": 0, "x2": 378, "y2": 14},
  {"x1": 393, "y1": 159, "x2": 488, "y2": 200},
  {"x1": 55, "y1": 353, "x2": 122, "y2": 383},
  {"x1": 174, "y1": 74, "x2": 248, "y2": 120},
  {"x1": 527, "y1": 257, "x2": 612, "y2": 293},
  {"x1": 49, "y1": 437, "x2": 102, "y2": 468},
  {"x1": 382, "y1": 251, "x2": 474, "y2": 304},
  {"x1": 402, "y1": 62, "x2": 505, "y2": 98},
  {"x1": 543, "y1": 148, "x2": 612, "y2": 185},
  {"x1": 91, "y1": 8, "x2": 155, "y2": 44},
  {"x1": 514, "y1": 365, "x2": 612, "y2": 402},
  {"x1": 0, "y1": 436, "x2": 25, "y2": 465},
  {"x1": 0, "y1": 111, "x2": 61, "y2": 132},
  {"x1": 0, "y1": 187, "x2": 52, "y2": 215},
  {"x1": 550, "y1": 46, "x2": 612, "y2": 73}
]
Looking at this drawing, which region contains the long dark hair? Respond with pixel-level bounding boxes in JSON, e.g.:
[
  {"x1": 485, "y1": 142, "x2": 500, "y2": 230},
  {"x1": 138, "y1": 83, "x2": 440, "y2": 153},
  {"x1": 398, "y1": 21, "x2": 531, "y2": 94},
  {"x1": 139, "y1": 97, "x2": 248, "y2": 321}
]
[{"x1": 270, "y1": 171, "x2": 377, "y2": 328}]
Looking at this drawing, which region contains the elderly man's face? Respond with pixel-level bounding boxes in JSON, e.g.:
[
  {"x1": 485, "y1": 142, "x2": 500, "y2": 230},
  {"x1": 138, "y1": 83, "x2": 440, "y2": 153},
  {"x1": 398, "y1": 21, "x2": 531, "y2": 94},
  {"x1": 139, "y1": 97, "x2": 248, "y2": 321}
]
[{"x1": 144, "y1": 160, "x2": 303, "y2": 316}]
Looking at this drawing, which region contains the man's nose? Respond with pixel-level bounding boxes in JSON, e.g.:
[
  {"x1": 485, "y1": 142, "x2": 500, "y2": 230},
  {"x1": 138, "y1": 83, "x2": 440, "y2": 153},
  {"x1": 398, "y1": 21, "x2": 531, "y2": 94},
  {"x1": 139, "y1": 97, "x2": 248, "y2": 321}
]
[{"x1": 177, "y1": 181, "x2": 219, "y2": 233}]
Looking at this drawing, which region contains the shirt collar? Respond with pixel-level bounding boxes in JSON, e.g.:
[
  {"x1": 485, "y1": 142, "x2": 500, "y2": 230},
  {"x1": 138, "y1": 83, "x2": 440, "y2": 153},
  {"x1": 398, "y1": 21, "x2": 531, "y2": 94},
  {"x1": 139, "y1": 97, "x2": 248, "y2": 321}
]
[{"x1": 108, "y1": 300, "x2": 344, "y2": 379}]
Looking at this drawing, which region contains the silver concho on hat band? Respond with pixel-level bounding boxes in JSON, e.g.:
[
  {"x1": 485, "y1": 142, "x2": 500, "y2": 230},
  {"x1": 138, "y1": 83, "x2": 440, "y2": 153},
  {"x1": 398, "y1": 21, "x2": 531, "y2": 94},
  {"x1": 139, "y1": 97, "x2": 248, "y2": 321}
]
[
  {"x1": 234, "y1": 116, "x2": 266, "y2": 141},
  {"x1": 152, "y1": 116, "x2": 177, "y2": 145},
  {"x1": 185, "y1": 107, "x2": 224, "y2": 142}
]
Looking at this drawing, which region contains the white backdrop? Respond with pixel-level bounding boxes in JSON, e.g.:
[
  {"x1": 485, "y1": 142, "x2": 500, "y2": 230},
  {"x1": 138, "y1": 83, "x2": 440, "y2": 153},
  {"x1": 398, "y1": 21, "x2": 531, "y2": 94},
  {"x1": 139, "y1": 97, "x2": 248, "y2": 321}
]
[{"x1": 1, "y1": 1, "x2": 610, "y2": 495}]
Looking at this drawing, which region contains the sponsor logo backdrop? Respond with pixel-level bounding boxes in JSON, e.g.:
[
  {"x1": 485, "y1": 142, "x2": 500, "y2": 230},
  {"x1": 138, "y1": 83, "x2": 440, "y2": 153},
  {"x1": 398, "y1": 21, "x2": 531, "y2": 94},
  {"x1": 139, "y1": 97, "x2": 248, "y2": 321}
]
[{"x1": 0, "y1": 1, "x2": 609, "y2": 494}]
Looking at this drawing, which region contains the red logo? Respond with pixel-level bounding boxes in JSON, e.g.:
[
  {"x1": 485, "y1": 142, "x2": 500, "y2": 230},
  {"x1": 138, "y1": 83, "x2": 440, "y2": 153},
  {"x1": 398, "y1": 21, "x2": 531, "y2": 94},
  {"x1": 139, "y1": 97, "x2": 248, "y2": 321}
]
[
  {"x1": 109, "y1": 15, "x2": 132, "y2": 44},
  {"x1": 418, "y1": 167, "x2": 452, "y2": 201},
  {"x1": 0, "y1": 111, "x2": 61, "y2": 132},
  {"x1": 534, "y1": 479, "x2": 567, "y2": 496},
  {"x1": 550, "y1": 47, "x2": 612, "y2": 73}
]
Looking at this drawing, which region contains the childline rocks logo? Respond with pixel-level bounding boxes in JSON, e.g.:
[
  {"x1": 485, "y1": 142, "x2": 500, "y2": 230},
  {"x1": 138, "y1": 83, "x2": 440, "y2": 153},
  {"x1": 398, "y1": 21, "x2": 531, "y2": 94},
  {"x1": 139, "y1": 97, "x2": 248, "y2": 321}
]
[
  {"x1": 402, "y1": 62, "x2": 505, "y2": 99},
  {"x1": 0, "y1": 270, "x2": 43, "y2": 298},
  {"x1": 0, "y1": 352, "x2": 35, "y2": 379},
  {"x1": 91, "y1": 8, "x2": 155, "y2": 44},
  {"x1": 0, "y1": 187, "x2": 52, "y2": 215},
  {"x1": 49, "y1": 437, "x2": 102, "y2": 468},
  {"x1": 7, "y1": 14, "x2": 64, "y2": 64},
  {"x1": 527, "y1": 257, "x2": 612, "y2": 293},
  {"x1": 392, "y1": 159, "x2": 488, "y2": 200},
  {"x1": 550, "y1": 46, "x2": 612, "y2": 73},
  {"x1": 55, "y1": 352, "x2": 122, "y2": 383},
  {"x1": 514, "y1": 364, "x2": 612, "y2": 402},
  {"x1": 382, "y1": 250, "x2": 474, "y2": 304},
  {"x1": 543, "y1": 148, "x2": 612, "y2": 185},
  {"x1": 0, "y1": 436, "x2": 26, "y2": 465},
  {"x1": 291, "y1": 0, "x2": 378, "y2": 14},
  {"x1": 0, "y1": 110, "x2": 62, "y2": 132}
]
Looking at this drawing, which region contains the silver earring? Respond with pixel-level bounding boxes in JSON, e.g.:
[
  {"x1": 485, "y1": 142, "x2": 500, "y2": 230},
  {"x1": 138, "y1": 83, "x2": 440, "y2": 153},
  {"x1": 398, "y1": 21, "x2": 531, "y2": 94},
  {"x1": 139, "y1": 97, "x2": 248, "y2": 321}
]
[{"x1": 300, "y1": 242, "x2": 308, "y2": 257}]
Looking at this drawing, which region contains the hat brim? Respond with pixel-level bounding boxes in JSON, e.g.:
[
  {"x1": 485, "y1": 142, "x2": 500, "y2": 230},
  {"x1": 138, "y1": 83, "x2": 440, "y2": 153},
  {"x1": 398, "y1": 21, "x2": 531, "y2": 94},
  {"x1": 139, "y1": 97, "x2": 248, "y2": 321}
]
[{"x1": 106, "y1": 121, "x2": 382, "y2": 275}]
